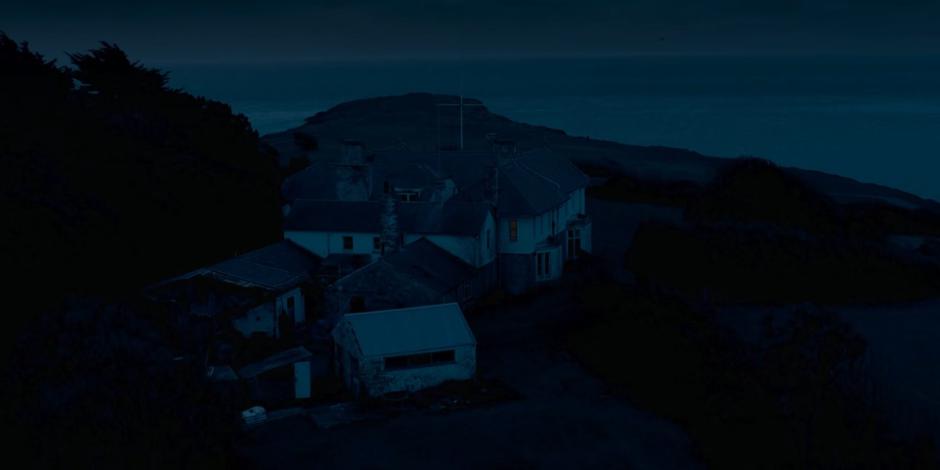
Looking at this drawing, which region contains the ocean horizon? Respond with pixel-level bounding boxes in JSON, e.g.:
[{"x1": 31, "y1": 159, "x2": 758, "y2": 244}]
[{"x1": 163, "y1": 55, "x2": 940, "y2": 202}]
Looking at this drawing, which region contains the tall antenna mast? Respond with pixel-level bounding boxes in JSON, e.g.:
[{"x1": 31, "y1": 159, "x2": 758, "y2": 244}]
[
  {"x1": 434, "y1": 20, "x2": 481, "y2": 151},
  {"x1": 436, "y1": 90, "x2": 482, "y2": 150}
]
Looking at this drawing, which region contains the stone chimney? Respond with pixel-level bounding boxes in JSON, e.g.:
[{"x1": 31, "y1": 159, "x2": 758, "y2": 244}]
[
  {"x1": 380, "y1": 195, "x2": 401, "y2": 255},
  {"x1": 484, "y1": 158, "x2": 499, "y2": 209},
  {"x1": 341, "y1": 140, "x2": 364, "y2": 165}
]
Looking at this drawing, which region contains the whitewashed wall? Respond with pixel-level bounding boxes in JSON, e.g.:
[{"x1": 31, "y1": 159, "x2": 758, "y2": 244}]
[
  {"x1": 232, "y1": 302, "x2": 275, "y2": 337},
  {"x1": 498, "y1": 216, "x2": 535, "y2": 254},
  {"x1": 231, "y1": 287, "x2": 305, "y2": 338},
  {"x1": 358, "y1": 347, "x2": 475, "y2": 397},
  {"x1": 499, "y1": 188, "x2": 587, "y2": 256},
  {"x1": 405, "y1": 212, "x2": 496, "y2": 267},
  {"x1": 285, "y1": 231, "x2": 381, "y2": 259},
  {"x1": 332, "y1": 322, "x2": 476, "y2": 397}
]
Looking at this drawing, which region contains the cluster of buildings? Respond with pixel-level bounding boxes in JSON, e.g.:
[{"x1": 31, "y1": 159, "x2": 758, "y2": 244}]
[{"x1": 145, "y1": 140, "x2": 591, "y2": 406}]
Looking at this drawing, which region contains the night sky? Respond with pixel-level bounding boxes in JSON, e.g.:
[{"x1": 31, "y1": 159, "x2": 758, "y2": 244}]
[{"x1": 5, "y1": 0, "x2": 940, "y2": 62}]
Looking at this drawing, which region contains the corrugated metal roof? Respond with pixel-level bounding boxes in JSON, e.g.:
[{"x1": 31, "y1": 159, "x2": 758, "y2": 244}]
[
  {"x1": 342, "y1": 303, "x2": 476, "y2": 357},
  {"x1": 205, "y1": 240, "x2": 320, "y2": 290}
]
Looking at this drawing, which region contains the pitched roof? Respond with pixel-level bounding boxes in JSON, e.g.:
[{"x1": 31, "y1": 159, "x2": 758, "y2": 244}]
[
  {"x1": 203, "y1": 240, "x2": 321, "y2": 291},
  {"x1": 378, "y1": 238, "x2": 475, "y2": 295},
  {"x1": 238, "y1": 347, "x2": 313, "y2": 378},
  {"x1": 494, "y1": 150, "x2": 588, "y2": 216},
  {"x1": 328, "y1": 238, "x2": 475, "y2": 313},
  {"x1": 341, "y1": 303, "x2": 476, "y2": 357},
  {"x1": 284, "y1": 199, "x2": 490, "y2": 236},
  {"x1": 282, "y1": 159, "x2": 377, "y2": 201}
]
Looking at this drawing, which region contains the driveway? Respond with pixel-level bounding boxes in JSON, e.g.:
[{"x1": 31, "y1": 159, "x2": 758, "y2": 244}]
[{"x1": 239, "y1": 286, "x2": 700, "y2": 469}]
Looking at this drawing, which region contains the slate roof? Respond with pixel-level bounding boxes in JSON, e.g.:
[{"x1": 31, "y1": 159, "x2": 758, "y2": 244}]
[
  {"x1": 282, "y1": 159, "x2": 377, "y2": 201},
  {"x1": 489, "y1": 149, "x2": 589, "y2": 216},
  {"x1": 282, "y1": 146, "x2": 588, "y2": 219},
  {"x1": 383, "y1": 238, "x2": 476, "y2": 292},
  {"x1": 335, "y1": 237, "x2": 476, "y2": 306},
  {"x1": 284, "y1": 199, "x2": 490, "y2": 236},
  {"x1": 341, "y1": 303, "x2": 476, "y2": 357}
]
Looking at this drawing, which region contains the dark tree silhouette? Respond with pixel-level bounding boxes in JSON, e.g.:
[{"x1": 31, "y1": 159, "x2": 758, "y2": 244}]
[{"x1": 1, "y1": 33, "x2": 283, "y2": 468}]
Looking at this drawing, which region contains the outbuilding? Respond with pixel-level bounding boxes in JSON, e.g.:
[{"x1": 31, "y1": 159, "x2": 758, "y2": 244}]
[{"x1": 331, "y1": 303, "x2": 476, "y2": 397}]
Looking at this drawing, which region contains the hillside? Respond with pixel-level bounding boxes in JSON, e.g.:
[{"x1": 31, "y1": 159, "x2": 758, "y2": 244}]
[{"x1": 264, "y1": 92, "x2": 938, "y2": 212}]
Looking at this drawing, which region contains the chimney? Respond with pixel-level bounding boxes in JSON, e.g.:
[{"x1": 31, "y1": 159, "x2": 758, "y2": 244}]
[
  {"x1": 380, "y1": 195, "x2": 401, "y2": 255},
  {"x1": 484, "y1": 158, "x2": 499, "y2": 209},
  {"x1": 341, "y1": 140, "x2": 364, "y2": 165}
]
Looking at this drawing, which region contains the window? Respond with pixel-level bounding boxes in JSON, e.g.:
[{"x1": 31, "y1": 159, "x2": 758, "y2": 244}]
[
  {"x1": 384, "y1": 350, "x2": 456, "y2": 370},
  {"x1": 567, "y1": 229, "x2": 582, "y2": 260},
  {"x1": 373, "y1": 236, "x2": 382, "y2": 252},
  {"x1": 286, "y1": 296, "x2": 295, "y2": 315},
  {"x1": 383, "y1": 180, "x2": 391, "y2": 194},
  {"x1": 343, "y1": 236, "x2": 354, "y2": 250},
  {"x1": 509, "y1": 219, "x2": 518, "y2": 241},
  {"x1": 486, "y1": 228, "x2": 492, "y2": 250},
  {"x1": 398, "y1": 191, "x2": 418, "y2": 202}
]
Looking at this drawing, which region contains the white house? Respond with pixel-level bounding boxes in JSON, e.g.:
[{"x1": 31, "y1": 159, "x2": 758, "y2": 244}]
[
  {"x1": 331, "y1": 303, "x2": 476, "y2": 397},
  {"x1": 485, "y1": 149, "x2": 592, "y2": 293},
  {"x1": 284, "y1": 199, "x2": 497, "y2": 269},
  {"x1": 281, "y1": 141, "x2": 591, "y2": 295}
]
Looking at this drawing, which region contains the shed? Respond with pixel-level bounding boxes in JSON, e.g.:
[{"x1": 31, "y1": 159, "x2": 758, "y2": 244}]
[
  {"x1": 331, "y1": 303, "x2": 476, "y2": 397},
  {"x1": 238, "y1": 346, "x2": 320, "y2": 401}
]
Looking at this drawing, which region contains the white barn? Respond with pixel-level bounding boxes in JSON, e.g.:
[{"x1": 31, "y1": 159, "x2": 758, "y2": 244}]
[{"x1": 331, "y1": 303, "x2": 476, "y2": 397}]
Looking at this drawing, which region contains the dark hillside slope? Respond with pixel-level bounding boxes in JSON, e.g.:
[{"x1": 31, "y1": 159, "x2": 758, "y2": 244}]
[{"x1": 264, "y1": 92, "x2": 938, "y2": 212}]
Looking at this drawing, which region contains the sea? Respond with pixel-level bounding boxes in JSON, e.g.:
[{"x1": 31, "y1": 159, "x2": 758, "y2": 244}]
[{"x1": 162, "y1": 55, "x2": 940, "y2": 202}]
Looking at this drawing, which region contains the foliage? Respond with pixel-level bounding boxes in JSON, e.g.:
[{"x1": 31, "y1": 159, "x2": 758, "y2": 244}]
[
  {"x1": 569, "y1": 284, "x2": 938, "y2": 469},
  {"x1": 626, "y1": 221, "x2": 940, "y2": 304},
  {"x1": 587, "y1": 174, "x2": 703, "y2": 207},
  {"x1": 0, "y1": 33, "x2": 282, "y2": 317},
  {"x1": 1, "y1": 33, "x2": 282, "y2": 467},
  {"x1": 686, "y1": 157, "x2": 843, "y2": 235},
  {"x1": 7, "y1": 303, "x2": 242, "y2": 469}
]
